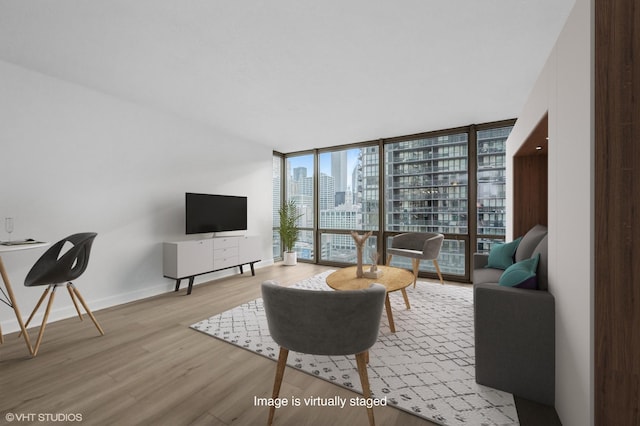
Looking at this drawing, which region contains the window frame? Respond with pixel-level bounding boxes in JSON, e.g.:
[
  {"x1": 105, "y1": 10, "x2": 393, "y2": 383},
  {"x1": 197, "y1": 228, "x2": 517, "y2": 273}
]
[{"x1": 274, "y1": 118, "x2": 516, "y2": 282}]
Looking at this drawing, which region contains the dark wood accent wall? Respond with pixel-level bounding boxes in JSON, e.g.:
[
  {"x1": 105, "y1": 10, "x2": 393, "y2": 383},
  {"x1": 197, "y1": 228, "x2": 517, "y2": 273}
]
[
  {"x1": 513, "y1": 114, "x2": 548, "y2": 238},
  {"x1": 513, "y1": 154, "x2": 548, "y2": 237},
  {"x1": 595, "y1": 0, "x2": 640, "y2": 424}
]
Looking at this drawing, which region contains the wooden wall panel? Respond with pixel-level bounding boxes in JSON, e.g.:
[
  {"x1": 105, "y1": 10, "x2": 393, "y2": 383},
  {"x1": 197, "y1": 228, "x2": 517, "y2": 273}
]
[
  {"x1": 595, "y1": 0, "x2": 640, "y2": 424},
  {"x1": 513, "y1": 154, "x2": 548, "y2": 238}
]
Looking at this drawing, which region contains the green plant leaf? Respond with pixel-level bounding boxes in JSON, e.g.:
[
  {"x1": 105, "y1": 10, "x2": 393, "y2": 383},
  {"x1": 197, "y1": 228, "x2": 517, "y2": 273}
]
[{"x1": 278, "y1": 199, "x2": 303, "y2": 252}]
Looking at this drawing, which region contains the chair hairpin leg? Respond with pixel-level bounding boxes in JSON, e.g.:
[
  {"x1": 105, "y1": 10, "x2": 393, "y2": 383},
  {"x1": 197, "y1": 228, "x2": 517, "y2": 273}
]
[
  {"x1": 68, "y1": 283, "x2": 104, "y2": 336},
  {"x1": 19, "y1": 285, "x2": 52, "y2": 338},
  {"x1": 355, "y1": 351, "x2": 376, "y2": 426},
  {"x1": 411, "y1": 259, "x2": 420, "y2": 287},
  {"x1": 268, "y1": 347, "x2": 289, "y2": 426},
  {"x1": 67, "y1": 283, "x2": 83, "y2": 321},
  {"x1": 32, "y1": 284, "x2": 58, "y2": 357},
  {"x1": 433, "y1": 259, "x2": 444, "y2": 284}
]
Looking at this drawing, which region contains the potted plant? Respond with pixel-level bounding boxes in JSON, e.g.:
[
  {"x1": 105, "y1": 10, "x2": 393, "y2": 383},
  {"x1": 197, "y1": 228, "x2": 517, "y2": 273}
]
[{"x1": 279, "y1": 199, "x2": 303, "y2": 266}]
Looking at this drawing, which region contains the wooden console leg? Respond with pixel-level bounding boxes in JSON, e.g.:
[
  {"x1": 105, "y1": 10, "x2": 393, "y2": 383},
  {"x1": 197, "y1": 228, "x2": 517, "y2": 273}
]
[
  {"x1": 186, "y1": 277, "x2": 195, "y2": 295},
  {"x1": 174, "y1": 279, "x2": 182, "y2": 292}
]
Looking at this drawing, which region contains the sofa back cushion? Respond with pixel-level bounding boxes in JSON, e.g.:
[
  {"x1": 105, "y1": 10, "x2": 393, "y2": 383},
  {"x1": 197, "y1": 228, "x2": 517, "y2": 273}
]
[
  {"x1": 532, "y1": 234, "x2": 549, "y2": 290},
  {"x1": 515, "y1": 224, "x2": 548, "y2": 262}
]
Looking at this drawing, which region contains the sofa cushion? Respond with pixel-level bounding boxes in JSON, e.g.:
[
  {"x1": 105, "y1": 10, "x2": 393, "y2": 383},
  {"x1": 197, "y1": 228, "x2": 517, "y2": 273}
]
[
  {"x1": 486, "y1": 237, "x2": 521, "y2": 270},
  {"x1": 515, "y1": 224, "x2": 548, "y2": 262},
  {"x1": 531, "y1": 235, "x2": 548, "y2": 291},
  {"x1": 499, "y1": 254, "x2": 540, "y2": 289}
]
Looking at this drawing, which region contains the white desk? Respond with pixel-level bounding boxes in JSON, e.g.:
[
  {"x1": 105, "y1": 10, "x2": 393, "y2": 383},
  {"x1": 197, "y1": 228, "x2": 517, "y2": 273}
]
[{"x1": 0, "y1": 241, "x2": 49, "y2": 356}]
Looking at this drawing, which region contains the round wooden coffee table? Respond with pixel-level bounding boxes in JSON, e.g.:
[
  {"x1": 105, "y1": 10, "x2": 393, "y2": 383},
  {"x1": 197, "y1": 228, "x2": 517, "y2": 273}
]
[{"x1": 326, "y1": 265, "x2": 414, "y2": 333}]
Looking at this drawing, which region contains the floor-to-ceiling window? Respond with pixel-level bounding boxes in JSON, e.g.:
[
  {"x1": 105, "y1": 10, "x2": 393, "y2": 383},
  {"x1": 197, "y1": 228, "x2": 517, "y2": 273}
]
[
  {"x1": 272, "y1": 154, "x2": 283, "y2": 260},
  {"x1": 274, "y1": 120, "x2": 514, "y2": 281},
  {"x1": 284, "y1": 153, "x2": 315, "y2": 261},
  {"x1": 318, "y1": 145, "x2": 380, "y2": 264},
  {"x1": 476, "y1": 125, "x2": 512, "y2": 253},
  {"x1": 384, "y1": 131, "x2": 468, "y2": 278}
]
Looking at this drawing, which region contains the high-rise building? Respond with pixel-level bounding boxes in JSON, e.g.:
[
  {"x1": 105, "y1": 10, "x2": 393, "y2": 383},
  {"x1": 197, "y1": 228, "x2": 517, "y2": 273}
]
[
  {"x1": 356, "y1": 146, "x2": 380, "y2": 230},
  {"x1": 318, "y1": 173, "x2": 335, "y2": 214},
  {"x1": 385, "y1": 134, "x2": 469, "y2": 234},
  {"x1": 384, "y1": 134, "x2": 469, "y2": 274},
  {"x1": 476, "y1": 126, "x2": 511, "y2": 252},
  {"x1": 293, "y1": 166, "x2": 307, "y2": 181},
  {"x1": 277, "y1": 126, "x2": 511, "y2": 276},
  {"x1": 285, "y1": 159, "x2": 315, "y2": 260},
  {"x1": 331, "y1": 151, "x2": 348, "y2": 194},
  {"x1": 319, "y1": 206, "x2": 373, "y2": 263}
]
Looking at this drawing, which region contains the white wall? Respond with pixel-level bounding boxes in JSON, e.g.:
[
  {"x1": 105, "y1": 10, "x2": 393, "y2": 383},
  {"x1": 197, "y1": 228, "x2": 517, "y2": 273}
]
[
  {"x1": 0, "y1": 60, "x2": 274, "y2": 333},
  {"x1": 506, "y1": 1, "x2": 592, "y2": 425}
]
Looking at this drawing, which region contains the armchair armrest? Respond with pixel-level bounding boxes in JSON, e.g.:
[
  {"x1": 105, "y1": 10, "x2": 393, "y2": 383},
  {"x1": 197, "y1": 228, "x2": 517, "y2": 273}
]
[
  {"x1": 421, "y1": 233, "x2": 444, "y2": 259},
  {"x1": 474, "y1": 283, "x2": 555, "y2": 405}
]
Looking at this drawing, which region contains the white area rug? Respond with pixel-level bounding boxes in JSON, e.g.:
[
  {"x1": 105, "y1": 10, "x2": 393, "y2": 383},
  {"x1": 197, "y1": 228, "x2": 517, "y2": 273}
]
[{"x1": 190, "y1": 270, "x2": 519, "y2": 426}]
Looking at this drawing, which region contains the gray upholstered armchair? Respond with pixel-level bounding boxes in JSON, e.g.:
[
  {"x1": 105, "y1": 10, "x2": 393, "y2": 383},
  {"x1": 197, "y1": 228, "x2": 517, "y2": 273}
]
[
  {"x1": 387, "y1": 232, "x2": 444, "y2": 285},
  {"x1": 261, "y1": 281, "x2": 386, "y2": 426}
]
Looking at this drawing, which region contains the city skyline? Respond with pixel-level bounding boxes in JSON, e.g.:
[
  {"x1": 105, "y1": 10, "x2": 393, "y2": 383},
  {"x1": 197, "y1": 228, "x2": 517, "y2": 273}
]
[
  {"x1": 275, "y1": 125, "x2": 512, "y2": 273},
  {"x1": 286, "y1": 150, "x2": 360, "y2": 187}
]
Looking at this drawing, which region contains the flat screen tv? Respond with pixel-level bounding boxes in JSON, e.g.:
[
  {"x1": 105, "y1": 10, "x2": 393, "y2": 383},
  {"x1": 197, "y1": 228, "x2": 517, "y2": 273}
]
[{"x1": 185, "y1": 193, "x2": 247, "y2": 234}]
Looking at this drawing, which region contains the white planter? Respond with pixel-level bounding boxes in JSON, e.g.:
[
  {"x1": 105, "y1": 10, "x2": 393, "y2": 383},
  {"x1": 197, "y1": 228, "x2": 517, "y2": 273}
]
[{"x1": 283, "y1": 251, "x2": 297, "y2": 266}]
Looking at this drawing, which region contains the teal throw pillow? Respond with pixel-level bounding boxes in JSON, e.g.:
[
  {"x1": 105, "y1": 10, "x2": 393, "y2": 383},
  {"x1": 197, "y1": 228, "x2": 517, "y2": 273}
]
[
  {"x1": 499, "y1": 254, "x2": 540, "y2": 289},
  {"x1": 485, "y1": 237, "x2": 522, "y2": 270}
]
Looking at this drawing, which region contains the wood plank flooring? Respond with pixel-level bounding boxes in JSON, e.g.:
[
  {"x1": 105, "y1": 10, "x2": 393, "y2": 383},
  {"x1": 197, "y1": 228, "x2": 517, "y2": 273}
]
[{"x1": 0, "y1": 263, "x2": 436, "y2": 426}]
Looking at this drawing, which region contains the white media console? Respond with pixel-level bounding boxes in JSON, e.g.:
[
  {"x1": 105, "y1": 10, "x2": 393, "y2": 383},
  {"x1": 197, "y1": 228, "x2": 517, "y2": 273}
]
[{"x1": 163, "y1": 236, "x2": 261, "y2": 295}]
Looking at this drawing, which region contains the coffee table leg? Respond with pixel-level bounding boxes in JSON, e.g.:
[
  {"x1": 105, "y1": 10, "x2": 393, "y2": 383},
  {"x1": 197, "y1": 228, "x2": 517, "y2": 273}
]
[
  {"x1": 384, "y1": 294, "x2": 396, "y2": 333},
  {"x1": 400, "y1": 288, "x2": 411, "y2": 310}
]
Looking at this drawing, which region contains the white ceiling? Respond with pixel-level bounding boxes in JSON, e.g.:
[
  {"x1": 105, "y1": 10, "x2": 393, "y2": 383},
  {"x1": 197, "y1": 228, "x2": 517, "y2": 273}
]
[{"x1": 0, "y1": 1, "x2": 574, "y2": 153}]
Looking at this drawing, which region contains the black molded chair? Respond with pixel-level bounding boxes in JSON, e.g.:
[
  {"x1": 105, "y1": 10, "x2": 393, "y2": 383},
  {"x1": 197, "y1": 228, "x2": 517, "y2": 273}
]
[
  {"x1": 21, "y1": 232, "x2": 104, "y2": 356},
  {"x1": 261, "y1": 280, "x2": 386, "y2": 426}
]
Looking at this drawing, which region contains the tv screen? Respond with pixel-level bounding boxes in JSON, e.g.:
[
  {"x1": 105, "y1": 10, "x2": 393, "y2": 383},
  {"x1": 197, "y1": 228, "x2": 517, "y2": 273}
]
[{"x1": 185, "y1": 193, "x2": 247, "y2": 234}]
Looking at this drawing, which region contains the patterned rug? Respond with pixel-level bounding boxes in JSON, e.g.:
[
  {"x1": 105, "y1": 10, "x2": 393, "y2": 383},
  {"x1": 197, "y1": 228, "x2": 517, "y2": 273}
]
[{"x1": 190, "y1": 270, "x2": 519, "y2": 426}]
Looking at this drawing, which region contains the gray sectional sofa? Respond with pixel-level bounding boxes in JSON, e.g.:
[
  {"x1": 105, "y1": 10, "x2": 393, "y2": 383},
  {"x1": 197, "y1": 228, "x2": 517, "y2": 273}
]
[{"x1": 472, "y1": 225, "x2": 555, "y2": 406}]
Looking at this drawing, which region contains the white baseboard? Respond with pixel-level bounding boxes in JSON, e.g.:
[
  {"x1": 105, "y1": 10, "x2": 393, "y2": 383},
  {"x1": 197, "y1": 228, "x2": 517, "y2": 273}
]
[{"x1": 0, "y1": 259, "x2": 274, "y2": 335}]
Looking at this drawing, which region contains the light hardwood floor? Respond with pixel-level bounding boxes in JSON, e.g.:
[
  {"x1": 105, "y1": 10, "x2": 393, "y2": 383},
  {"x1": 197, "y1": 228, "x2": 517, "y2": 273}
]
[{"x1": 0, "y1": 263, "x2": 436, "y2": 426}]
